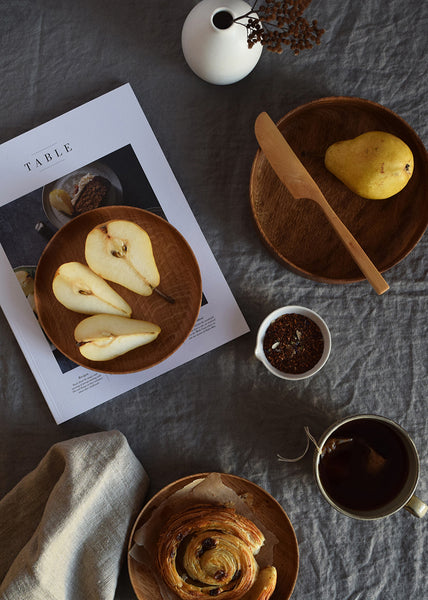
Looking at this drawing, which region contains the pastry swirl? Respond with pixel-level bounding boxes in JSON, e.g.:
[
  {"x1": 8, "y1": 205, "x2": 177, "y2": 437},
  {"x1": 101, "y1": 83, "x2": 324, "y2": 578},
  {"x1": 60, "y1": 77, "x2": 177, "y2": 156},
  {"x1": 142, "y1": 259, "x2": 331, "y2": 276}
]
[{"x1": 157, "y1": 504, "x2": 276, "y2": 599}]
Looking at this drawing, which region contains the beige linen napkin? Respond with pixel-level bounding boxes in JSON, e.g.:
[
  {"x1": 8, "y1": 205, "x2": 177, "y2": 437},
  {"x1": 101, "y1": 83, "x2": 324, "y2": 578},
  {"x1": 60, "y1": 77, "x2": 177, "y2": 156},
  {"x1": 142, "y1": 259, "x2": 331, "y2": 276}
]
[{"x1": 0, "y1": 430, "x2": 148, "y2": 600}]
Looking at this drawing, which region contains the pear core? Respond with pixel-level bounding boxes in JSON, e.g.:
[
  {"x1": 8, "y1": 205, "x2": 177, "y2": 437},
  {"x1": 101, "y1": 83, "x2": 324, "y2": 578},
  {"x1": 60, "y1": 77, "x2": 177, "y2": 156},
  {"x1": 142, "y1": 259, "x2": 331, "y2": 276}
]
[
  {"x1": 324, "y1": 131, "x2": 414, "y2": 200},
  {"x1": 85, "y1": 220, "x2": 160, "y2": 296}
]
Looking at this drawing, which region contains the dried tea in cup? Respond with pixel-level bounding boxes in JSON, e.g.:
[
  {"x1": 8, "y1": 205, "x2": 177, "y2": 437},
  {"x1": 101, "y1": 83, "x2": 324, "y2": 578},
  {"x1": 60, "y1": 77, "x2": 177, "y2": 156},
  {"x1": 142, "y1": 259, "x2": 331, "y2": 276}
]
[{"x1": 263, "y1": 313, "x2": 324, "y2": 374}]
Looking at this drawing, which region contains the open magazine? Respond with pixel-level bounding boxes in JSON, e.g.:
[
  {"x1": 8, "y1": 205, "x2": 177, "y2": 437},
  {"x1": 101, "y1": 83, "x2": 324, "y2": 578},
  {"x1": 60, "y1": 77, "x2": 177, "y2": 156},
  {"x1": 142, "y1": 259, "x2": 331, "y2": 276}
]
[{"x1": 0, "y1": 84, "x2": 249, "y2": 423}]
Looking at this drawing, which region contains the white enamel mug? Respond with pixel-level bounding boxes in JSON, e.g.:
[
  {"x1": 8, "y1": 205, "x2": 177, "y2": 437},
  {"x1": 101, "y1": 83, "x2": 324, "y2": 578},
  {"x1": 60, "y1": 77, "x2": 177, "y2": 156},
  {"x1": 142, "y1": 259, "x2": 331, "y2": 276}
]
[{"x1": 314, "y1": 414, "x2": 427, "y2": 520}]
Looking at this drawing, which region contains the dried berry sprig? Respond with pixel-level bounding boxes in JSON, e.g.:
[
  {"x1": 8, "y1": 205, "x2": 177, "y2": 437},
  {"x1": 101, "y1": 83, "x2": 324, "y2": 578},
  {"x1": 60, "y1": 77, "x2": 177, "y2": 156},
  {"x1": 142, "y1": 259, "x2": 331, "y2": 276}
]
[{"x1": 234, "y1": 0, "x2": 325, "y2": 55}]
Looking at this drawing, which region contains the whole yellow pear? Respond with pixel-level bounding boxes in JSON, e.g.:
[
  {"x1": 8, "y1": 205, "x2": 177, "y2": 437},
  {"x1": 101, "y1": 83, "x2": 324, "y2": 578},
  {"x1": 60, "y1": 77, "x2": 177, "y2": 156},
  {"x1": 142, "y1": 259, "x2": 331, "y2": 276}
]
[{"x1": 324, "y1": 131, "x2": 414, "y2": 199}]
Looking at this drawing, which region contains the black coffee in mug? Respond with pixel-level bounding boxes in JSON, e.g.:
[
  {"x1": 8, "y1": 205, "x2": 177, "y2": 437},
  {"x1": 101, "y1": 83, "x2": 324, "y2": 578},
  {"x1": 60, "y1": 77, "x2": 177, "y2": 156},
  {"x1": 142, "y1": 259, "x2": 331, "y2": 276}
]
[{"x1": 318, "y1": 418, "x2": 410, "y2": 511}]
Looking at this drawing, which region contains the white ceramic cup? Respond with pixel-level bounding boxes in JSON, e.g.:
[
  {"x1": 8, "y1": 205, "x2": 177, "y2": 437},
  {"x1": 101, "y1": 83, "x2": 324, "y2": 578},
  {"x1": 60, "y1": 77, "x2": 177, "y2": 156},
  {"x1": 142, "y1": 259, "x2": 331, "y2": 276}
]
[
  {"x1": 314, "y1": 414, "x2": 427, "y2": 520},
  {"x1": 254, "y1": 306, "x2": 331, "y2": 380}
]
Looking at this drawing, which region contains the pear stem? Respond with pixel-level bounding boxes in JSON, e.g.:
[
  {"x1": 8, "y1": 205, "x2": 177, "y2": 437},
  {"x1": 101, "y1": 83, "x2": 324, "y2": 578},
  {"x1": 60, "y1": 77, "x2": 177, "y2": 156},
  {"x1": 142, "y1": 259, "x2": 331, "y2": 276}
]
[{"x1": 154, "y1": 287, "x2": 175, "y2": 304}]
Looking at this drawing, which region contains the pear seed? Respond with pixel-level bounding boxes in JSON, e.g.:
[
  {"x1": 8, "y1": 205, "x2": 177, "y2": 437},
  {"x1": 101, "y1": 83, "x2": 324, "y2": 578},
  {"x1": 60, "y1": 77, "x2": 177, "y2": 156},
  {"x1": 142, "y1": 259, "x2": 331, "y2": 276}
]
[{"x1": 110, "y1": 240, "x2": 127, "y2": 258}]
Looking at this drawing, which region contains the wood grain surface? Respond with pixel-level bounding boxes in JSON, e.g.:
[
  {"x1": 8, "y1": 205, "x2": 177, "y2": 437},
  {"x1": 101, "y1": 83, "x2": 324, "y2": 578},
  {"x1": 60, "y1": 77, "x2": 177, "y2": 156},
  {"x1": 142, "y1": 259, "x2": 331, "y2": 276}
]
[
  {"x1": 34, "y1": 206, "x2": 202, "y2": 373},
  {"x1": 128, "y1": 473, "x2": 299, "y2": 600},
  {"x1": 250, "y1": 96, "x2": 428, "y2": 283}
]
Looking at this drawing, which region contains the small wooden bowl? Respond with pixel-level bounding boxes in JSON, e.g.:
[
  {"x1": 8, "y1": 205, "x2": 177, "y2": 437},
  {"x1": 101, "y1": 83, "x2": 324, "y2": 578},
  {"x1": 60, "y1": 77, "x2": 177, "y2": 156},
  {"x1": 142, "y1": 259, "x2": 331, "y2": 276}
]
[
  {"x1": 127, "y1": 472, "x2": 299, "y2": 600},
  {"x1": 250, "y1": 96, "x2": 428, "y2": 283},
  {"x1": 34, "y1": 206, "x2": 202, "y2": 373}
]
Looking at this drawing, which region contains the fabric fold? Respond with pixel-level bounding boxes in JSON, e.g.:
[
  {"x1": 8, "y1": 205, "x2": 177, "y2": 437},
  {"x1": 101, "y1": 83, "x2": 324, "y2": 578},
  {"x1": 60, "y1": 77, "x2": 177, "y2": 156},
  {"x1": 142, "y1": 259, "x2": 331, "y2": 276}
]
[{"x1": 0, "y1": 430, "x2": 148, "y2": 600}]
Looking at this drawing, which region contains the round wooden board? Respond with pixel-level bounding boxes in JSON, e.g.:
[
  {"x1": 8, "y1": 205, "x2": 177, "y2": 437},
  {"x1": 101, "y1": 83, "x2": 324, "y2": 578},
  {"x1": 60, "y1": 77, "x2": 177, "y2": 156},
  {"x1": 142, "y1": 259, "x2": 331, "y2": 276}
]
[
  {"x1": 34, "y1": 206, "x2": 202, "y2": 373},
  {"x1": 128, "y1": 472, "x2": 299, "y2": 600},
  {"x1": 250, "y1": 96, "x2": 428, "y2": 283}
]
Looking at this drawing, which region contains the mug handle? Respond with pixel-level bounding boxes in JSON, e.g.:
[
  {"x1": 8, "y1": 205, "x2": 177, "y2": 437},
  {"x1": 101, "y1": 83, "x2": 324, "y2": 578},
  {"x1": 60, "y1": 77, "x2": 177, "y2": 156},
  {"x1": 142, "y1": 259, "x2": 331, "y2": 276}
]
[{"x1": 404, "y1": 495, "x2": 428, "y2": 518}]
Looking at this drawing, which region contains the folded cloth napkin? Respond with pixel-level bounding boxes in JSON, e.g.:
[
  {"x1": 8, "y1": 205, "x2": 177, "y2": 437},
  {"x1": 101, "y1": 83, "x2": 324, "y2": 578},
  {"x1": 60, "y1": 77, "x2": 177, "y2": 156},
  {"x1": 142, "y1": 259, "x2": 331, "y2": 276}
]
[{"x1": 0, "y1": 430, "x2": 149, "y2": 600}]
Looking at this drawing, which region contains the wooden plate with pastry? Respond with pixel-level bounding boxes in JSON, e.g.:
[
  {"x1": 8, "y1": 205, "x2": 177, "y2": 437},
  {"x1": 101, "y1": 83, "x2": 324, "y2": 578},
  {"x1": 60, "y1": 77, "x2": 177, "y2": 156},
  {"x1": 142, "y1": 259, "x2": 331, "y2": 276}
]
[
  {"x1": 127, "y1": 472, "x2": 299, "y2": 600},
  {"x1": 34, "y1": 206, "x2": 202, "y2": 374},
  {"x1": 250, "y1": 96, "x2": 428, "y2": 283}
]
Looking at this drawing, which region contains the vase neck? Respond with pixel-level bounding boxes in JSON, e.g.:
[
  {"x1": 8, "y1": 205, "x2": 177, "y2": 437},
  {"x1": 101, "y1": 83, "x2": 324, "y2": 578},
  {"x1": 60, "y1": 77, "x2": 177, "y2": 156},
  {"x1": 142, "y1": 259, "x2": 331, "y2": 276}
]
[{"x1": 211, "y1": 9, "x2": 234, "y2": 31}]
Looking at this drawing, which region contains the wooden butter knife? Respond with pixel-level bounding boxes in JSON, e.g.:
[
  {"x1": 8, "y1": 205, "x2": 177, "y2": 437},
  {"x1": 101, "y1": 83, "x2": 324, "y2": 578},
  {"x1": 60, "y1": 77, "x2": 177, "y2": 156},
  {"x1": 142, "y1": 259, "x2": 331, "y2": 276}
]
[{"x1": 254, "y1": 111, "x2": 389, "y2": 295}]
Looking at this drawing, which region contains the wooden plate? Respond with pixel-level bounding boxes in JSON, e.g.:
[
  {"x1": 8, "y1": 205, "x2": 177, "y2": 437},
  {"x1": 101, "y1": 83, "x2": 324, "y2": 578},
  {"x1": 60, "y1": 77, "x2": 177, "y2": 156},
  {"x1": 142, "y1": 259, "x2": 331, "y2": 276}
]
[
  {"x1": 250, "y1": 96, "x2": 428, "y2": 283},
  {"x1": 34, "y1": 206, "x2": 202, "y2": 373},
  {"x1": 128, "y1": 472, "x2": 299, "y2": 600}
]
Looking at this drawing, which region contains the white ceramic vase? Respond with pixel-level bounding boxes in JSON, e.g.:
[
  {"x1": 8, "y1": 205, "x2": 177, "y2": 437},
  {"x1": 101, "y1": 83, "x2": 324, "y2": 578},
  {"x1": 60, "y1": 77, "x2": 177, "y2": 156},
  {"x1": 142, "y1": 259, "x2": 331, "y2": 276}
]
[{"x1": 181, "y1": 0, "x2": 263, "y2": 85}]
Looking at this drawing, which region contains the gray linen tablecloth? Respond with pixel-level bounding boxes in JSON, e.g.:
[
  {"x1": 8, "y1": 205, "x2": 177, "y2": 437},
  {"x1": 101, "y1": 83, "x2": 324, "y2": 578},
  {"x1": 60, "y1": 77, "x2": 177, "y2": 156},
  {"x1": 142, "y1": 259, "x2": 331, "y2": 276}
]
[{"x1": 0, "y1": 1, "x2": 426, "y2": 599}]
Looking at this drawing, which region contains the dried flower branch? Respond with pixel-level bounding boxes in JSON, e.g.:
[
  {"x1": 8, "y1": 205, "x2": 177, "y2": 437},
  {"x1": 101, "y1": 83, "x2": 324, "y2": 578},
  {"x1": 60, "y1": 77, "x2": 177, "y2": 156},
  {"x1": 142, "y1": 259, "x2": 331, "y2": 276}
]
[{"x1": 234, "y1": 0, "x2": 325, "y2": 55}]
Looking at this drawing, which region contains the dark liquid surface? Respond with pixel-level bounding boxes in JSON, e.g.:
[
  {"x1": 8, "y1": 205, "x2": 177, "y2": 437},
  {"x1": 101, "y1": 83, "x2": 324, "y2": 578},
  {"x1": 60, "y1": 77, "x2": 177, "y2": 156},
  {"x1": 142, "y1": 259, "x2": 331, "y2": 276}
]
[{"x1": 318, "y1": 419, "x2": 410, "y2": 511}]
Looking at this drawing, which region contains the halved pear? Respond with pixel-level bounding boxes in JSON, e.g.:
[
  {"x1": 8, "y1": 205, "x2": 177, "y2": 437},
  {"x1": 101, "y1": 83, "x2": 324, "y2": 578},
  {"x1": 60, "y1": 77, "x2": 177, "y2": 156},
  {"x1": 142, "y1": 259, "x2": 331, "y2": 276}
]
[
  {"x1": 85, "y1": 220, "x2": 160, "y2": 295},
  {"x1": 74, "y1": 314, "x2": 161, "y2": 361},
  {"x1": 52, "y1": 262, "x2": 132, "y2": 317}
]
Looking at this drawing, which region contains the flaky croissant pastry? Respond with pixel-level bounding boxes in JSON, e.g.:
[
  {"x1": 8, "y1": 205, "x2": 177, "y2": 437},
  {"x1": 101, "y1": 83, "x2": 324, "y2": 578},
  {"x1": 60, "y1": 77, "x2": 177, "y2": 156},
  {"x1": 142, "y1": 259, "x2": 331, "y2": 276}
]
[{"x1": 156, "y1": 504, "x2": 277, "y2": 599}]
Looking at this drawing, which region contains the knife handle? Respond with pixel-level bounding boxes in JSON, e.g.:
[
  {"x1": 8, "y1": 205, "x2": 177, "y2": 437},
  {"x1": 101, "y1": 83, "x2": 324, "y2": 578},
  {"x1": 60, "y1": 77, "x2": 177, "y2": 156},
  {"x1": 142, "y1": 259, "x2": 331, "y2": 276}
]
[{"x1": 315, "y1": 194, "x2": 389, "y2": 295}]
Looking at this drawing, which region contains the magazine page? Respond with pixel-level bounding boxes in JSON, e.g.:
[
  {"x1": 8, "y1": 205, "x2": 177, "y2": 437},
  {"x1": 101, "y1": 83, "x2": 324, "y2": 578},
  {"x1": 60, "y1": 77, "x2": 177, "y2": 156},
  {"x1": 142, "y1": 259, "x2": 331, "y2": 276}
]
[{"x1": 0, "y1": 84, "x2": 249, "y2": 423}]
